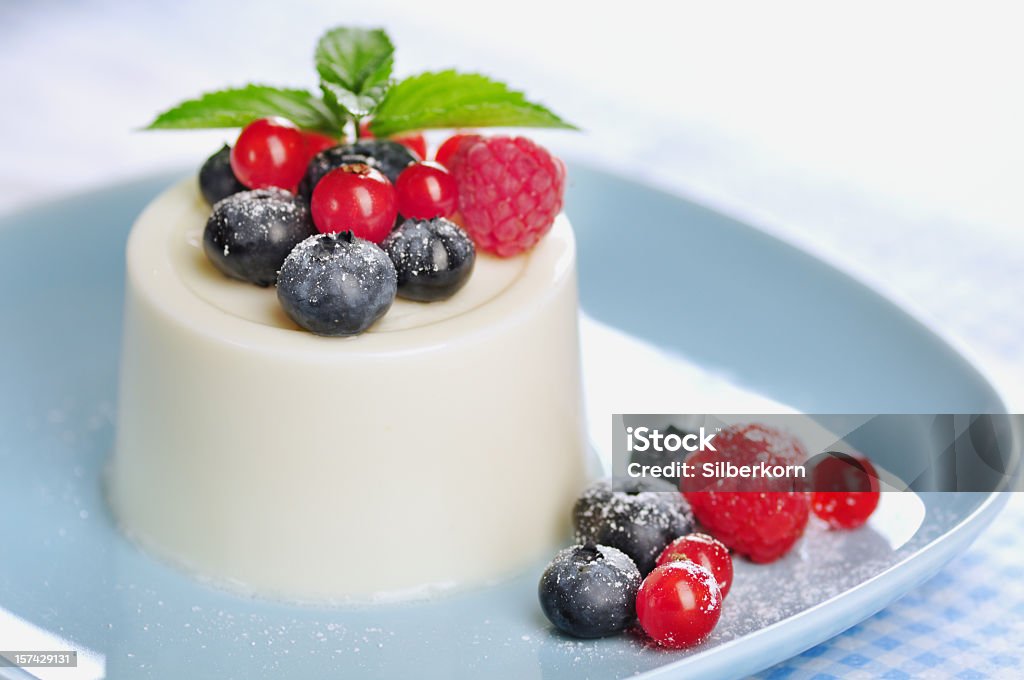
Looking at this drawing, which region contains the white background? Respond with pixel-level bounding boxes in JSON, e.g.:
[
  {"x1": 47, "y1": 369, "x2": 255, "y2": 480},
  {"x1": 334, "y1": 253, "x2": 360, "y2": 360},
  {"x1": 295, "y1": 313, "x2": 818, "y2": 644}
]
[{"x1": 1, "y1": 0, "x2": 1022, "y2": 407}]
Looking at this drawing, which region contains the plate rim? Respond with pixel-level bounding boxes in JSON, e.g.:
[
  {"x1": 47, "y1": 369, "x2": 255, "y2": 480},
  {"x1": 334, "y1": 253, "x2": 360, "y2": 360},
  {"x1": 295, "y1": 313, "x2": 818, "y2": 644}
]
[{"x1": 635, "y1": 491, "x2": 1008, "y2": 679}]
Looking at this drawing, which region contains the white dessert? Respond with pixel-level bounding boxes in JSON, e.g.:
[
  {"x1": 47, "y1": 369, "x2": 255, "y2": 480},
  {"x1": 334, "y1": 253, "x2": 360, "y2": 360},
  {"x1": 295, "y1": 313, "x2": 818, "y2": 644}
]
[{"x1": 108, "y1": 178, "x2": 588, "y2": 601}]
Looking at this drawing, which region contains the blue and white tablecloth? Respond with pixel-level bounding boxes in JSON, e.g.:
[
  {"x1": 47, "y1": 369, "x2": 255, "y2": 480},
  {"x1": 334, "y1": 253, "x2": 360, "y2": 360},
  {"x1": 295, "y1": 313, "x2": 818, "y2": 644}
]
[{"x1": 758, "y1": 495, "x2": 1024, "y2": 679}]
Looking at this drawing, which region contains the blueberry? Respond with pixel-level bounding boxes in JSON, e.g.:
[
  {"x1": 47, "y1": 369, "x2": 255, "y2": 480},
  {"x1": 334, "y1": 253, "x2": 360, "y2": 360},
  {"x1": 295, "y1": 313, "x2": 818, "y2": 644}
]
[
  {"x1": 198, "y1": 144, "x2": 246, "y2": 206},
  {"x1": 299, "y1": 140, "x2": 418, "y2": 199},
  {"x1": 538, "y1": 543, "x2": 641, "y2": 638},
  {"x1": 573, "y1": 478, "x2": 694, "y2": 575},
  {"x1": 203, "y1": 188, "x2": 316, "y2": 287},
  {"x1": 382, "y1": 218, "x2": 476, "y2": 302},
  {"x1": 277, "y1": 232, "x2": 397, "y2": 336},
  {"x1": 344, "y1": 139, "x2": 420, "y2": 182}
]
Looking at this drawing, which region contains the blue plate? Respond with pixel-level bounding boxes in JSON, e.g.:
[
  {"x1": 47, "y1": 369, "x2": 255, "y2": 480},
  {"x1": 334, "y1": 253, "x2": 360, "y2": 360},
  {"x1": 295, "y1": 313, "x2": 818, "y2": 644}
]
[{"x1": 0, "y1": 166, "x2": 1008, "y2": 679}]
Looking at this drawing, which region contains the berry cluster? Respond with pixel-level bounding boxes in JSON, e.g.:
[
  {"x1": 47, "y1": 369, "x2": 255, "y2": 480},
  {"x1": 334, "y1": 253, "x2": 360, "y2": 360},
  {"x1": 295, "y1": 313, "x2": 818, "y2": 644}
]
[
  {"x1": 682, "y1": 424, "x2": 881, "y2": 561},
  {"x1": 196, "y1": 116, "x2": 566, "y2": 335},
  {"x1": 538, "y1": 424, "x2": 881, "y2": 649},
  {"x1": 155, "y1": 25, "x2": 574, "y2": 336},
  {"x1": 540, "y1": 478, "x2": 730, "y2": 648}
]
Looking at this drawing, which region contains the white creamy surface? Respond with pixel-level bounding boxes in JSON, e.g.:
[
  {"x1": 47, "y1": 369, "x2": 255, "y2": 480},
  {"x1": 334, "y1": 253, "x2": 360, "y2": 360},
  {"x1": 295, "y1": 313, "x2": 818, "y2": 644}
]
[{"x1": 109, "y1": 179, "x2": 588, "y2": 601}]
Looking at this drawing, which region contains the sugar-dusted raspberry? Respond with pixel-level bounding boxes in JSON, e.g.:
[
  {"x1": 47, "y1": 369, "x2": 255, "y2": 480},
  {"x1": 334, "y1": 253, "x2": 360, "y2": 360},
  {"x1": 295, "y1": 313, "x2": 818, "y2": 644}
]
[
  {"x1": 448, "y1": 136, "x2": 565, "y2": 257},
  {"x1": 681, "y1": 423, "x2": 810, "y2": 563}
]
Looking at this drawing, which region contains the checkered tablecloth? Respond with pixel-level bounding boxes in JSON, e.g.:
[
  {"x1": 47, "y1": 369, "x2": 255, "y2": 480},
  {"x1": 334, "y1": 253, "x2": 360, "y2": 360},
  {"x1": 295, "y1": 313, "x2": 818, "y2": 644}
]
[{"x1": 757, "y1": 494, "x2": 1024, "y2": 679}]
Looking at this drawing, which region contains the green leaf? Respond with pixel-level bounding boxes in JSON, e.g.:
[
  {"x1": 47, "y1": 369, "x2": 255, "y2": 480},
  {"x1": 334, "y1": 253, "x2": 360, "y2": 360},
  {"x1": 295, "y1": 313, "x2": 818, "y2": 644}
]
[
  {"x1": 370, "y1": 71, "x2": 577, "y2": 137},
  {"x1": 146, "y1": 85, "x2": 337, "y2": 132},
  {"x1": 314, "y1": 27, "x2": 394, "y2": 117}
]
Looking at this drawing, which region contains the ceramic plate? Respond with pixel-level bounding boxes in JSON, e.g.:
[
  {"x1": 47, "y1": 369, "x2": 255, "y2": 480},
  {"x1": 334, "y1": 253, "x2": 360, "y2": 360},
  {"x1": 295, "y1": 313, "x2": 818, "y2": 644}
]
[{"x1": 0, "y1": 165, "x2": 1008, "y2": 679}]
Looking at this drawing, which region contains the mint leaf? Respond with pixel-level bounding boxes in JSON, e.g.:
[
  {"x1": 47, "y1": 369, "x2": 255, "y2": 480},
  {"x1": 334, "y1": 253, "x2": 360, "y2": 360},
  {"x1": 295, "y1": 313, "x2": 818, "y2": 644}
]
[
  {"x1": 315, "y1": 27, "x2": 394, "y2": 118},
  {"x1": 146, "y1": 85, "x2": 337, "y2": 132},
  {"x1": 370, "y1": 71, "x2": 576, "y2": 137}
]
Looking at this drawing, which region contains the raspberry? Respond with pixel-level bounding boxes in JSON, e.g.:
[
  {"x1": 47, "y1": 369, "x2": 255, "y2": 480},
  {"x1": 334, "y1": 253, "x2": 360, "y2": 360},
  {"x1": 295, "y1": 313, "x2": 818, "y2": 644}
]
[
  {"x1": 681, "y1": 423, "x2": 810, "y2": 563},
  {"x1": 449, "y1": 136, "x2": 565, "y2": 257}
]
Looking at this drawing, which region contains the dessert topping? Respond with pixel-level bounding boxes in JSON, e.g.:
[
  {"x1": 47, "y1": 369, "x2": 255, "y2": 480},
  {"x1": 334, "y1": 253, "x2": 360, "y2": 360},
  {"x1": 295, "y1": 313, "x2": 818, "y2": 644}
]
[
  {"x1": 449, "y1": 135, "x2": 566, "y2": 257},
  {"x1": 310, "y1": 164, "x2": 398, "y2": 243},
  {"x1": 198, "y1": 144, "x2": 246, "y2": 206},
  {"x1": 276, "y1": 231, "x2": 397, "y2": 336},
  {"x1": 203, "y1": 188, "x2": 316, "y2": 287},
  {"x1": 434, "y1": 133, "x2": 482, "y2": 169},
  {"x1": 394, "y1": 162, "x2": 458, "y2": 220},
  {"x1": 230, "y1": 117, "x2": 309, "y2": 192},
  {"x1": 382, "y1": 218, "x2": 475, "y2": 302}
]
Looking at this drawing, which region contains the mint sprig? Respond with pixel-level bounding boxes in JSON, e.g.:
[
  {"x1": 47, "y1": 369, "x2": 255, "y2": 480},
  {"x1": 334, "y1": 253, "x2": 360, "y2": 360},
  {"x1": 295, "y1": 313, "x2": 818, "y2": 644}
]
[
  {"x1": 371, "y1": 71, "x2": 575, "y2": 137},
  {"x1": 145, "y1": 26, "x2": 576, "y2": 138},
  {"x1": 315, "y1": 27, "x2": 394, "y2": 120},
  {"x1": 146, "y1": 85, "x2": 338, "y2": 132}
]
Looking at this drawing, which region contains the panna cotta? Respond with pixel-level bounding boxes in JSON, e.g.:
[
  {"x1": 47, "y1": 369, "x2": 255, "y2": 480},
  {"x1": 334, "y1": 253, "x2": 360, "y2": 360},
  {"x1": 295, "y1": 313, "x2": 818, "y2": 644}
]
[{"x1": 109, "y1": 178, "x2": 588, "y2": 600}]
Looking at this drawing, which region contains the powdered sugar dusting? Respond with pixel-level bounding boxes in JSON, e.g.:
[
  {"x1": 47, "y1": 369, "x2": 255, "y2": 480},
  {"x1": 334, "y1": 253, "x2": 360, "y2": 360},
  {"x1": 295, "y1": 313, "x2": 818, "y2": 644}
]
[{"x1": 19, "y1": 399, "x2": 955, "y2": 680}]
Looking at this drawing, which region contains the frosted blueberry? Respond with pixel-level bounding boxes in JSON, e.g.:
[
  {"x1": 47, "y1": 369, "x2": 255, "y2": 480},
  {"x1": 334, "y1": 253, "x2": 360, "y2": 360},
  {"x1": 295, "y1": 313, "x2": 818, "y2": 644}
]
[
  {"x1": 203, "y1": 188, "x2": 315, "y2": 287},
  {"x1": 276, "y1": 232, "x2": 397, "y2": 336},
  {"x1": 538, "y1": 544, "x2": 641, "y2": 638},
  {"x1": 198, "y1": 144, "x2": 246, "y2": 206},
  {"x1": 573, "y1": 478, "x2": 694, "y2": 575},
  {"x1": 382, "y1": 218, "x2": 475, "y2": 302}
]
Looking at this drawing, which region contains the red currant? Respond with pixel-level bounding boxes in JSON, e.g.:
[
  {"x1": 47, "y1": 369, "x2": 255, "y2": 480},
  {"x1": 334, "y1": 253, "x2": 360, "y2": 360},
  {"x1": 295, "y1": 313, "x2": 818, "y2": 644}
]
[
  {"x1": 435, "y1": 133, "x2": 481, "y2": 169},
  {"x1": 301, "y1": 130, "x2": 339, "y2": 160},
  {"x1": 230, "y1": 117, "x2": 308, "y2": 191},
  {"x1": 359, "y1": 121, "x2": 426, "y2": 160},
  {"x1": 395, "y1": 162, "x2": 458, "y2": 219},
  {"x1": 310, "y1": 164, "x2": 398, "y2": 243},
  {"x1": 636, "y1": 561, "x2": 722, "y2": 649},
  {"x1": 655, "y1": 533, "x2": 733, "y2": 599},
  {"x1": 810, "y1": 453, "x2": 880, "y2": 529}
]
